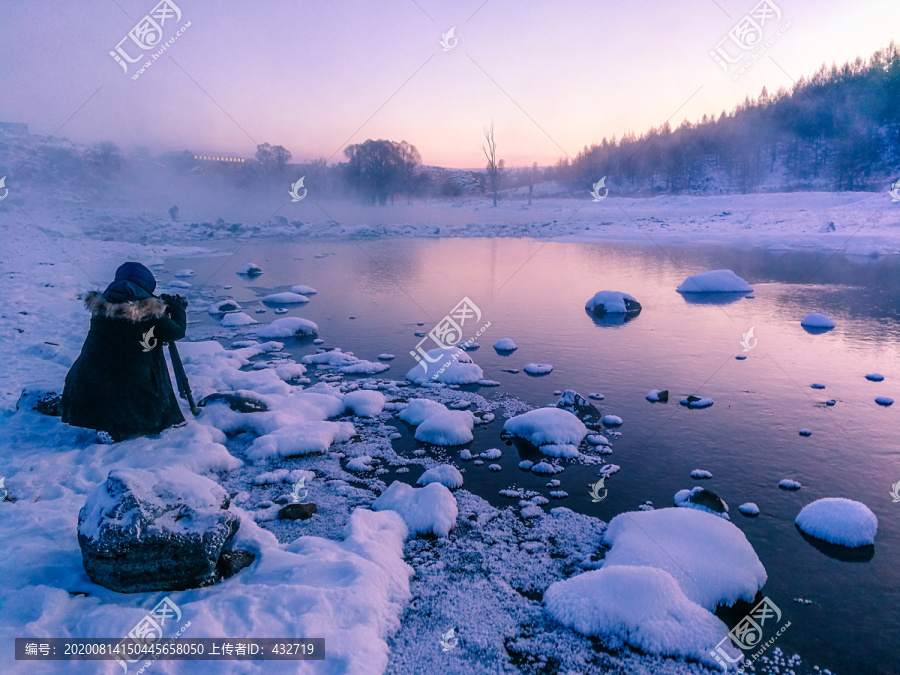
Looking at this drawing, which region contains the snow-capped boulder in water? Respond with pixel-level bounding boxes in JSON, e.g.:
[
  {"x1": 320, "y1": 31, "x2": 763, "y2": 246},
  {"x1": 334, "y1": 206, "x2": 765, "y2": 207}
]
[
  {"x1": 372, "y1": 481, "x2": 458, "y2": 537},
  {"x1": 680, "y1": 395, "x2": 714, "y2": 409},
  {"x1": 405, "y1": 347, "x2": 484, "y2": 385},
  {"x1": 398, "y1": 398, "x2": 448, "y2": 425},
  {"x1": 343, "y1": 390, "x2": 385, "y2": 417},
  {"x1": 263, "y1": 292, "x2": 310, "y2": 305},
  {"x1": 77, "y1": 468, "x2": 244, "y2": 593},
  {"x1": 417, "y1": 464, "x2": 464, "y2": 489},
  {"x1": 602, "y1": 507, "x2": 767, "y2": 611},
  {"x1": 237, "y1": 263, "x2": 263, "y2": 277},
  {"x1": 493, "y1": 338, "x2": 518, "y2": 352},
  {"x1": 544, "y1": 565, "x2": 737, "y2": 668},
  {"x1": 503, "y1": 407, "x2": 588, "y2": 447},
  {"x1": 209, "y1": 299, "x2": 241, "y2": 314},
  {"x1": 795, "y1": 498, "x2": 877, "y2": 548},
  {"x1": 415, "y1": 410, "x2": 475, "y2": 446},
  {"x1": 584, "y1": 290, "x2": 642, "y2": 315},
  {"x1": 556, "y1": 390, "x2": 602, "y2": 425},
  {"x1": 254, "y1": 317, "x2": 318, "y2": 338},
  {"x1": 291, "y1": 284, "x2": 317, "y2": 295},
  {"x1": 220, "y1": 312, "x2": 258, "y2": 327},
  {"x1": 173, "y1": 269, "x2": 195, "y2": 278},
  {"x1": 801, "y1": 313, "x2": 836, "y2": 334},
  {"x1": 675, "y1": 487, "x2": 729, "y2": 520},
  {"x1": 523, "y1": 363, "x2": 553, "y2": 375},
  {"x1": 677, "y1": 270, "x2": 752, "y2": 293}
]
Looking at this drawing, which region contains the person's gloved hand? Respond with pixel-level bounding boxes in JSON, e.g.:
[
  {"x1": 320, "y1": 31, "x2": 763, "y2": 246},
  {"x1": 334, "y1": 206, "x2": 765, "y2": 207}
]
[{"x1": 160, "y1": 293, "x2": 188, "y2": 310}]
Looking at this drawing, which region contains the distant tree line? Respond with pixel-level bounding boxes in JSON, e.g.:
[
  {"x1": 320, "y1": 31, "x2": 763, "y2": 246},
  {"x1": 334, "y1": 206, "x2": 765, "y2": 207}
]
[{"x1": 552, "y1": 43, "x2": 900, "y2": 194}]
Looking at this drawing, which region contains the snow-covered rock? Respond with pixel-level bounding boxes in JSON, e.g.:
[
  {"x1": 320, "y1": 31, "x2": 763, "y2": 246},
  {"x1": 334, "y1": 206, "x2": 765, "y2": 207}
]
[
  {"x1": 173, "y1": 269, "x2": 195, "y2": 278},
  {"x1": 779, "y1": 479, "x2": 802, "y2": 490},
  {"x1": 344, "y1": 390, "x2": 386, "y2": 417},
  {"x1": 531, "y1": 461, "x2": 564, "y2": 474},
  {"x1": 237, "y1": 263, "x2": 263, "y2": 276},
  {"x1": 865, "y1": 373, "x2": 885, "y2": 382},
  {"x1": 691, "y1": 469, "x2": 712, "y2": 479},
  {"x1": 246, "y1": 421, "x2": 355, "y2": 460},
  {"x1": 801, "y1": 313, "x2": 835, "y2": 329},
  {"x1": 301, "y1": 348, "x2": 389, "y2": 374},
  {"x1": 417, "y1": 464, "x2": 464, "y2": 489},
  {"x1": 209, "y1": 299, "x2": 241, "y2": 314},
  {"x1": 584, "y1": 290, "x2": 642, "y2": 315},
  {"x1": 405, "y1": 347, "x2": 484, "y2": 385},
  {"x1": 414, "y1": 410, "x2": 475, "y2": 446},
  {"x1": 480, "y1": 448, "x2": 502, "y2": 460},
  {"x1": 875, "y1": 396, "x2": 894, "y2": 406},
  {"x1": 556, "y1": 390, "x2": 602, "y2": 424},
  {"x1": 221, "y1": 311, "x2": 258, "y2": 327},
  {"x1": 601, "y1": 414, "x2": 623, "y2": 426},
  {"x1": 263, "y1": 292, "x2": 310, "y2": 304},
  {"x1": 739, "y1": 503, "x2": 760, "y2": 516},
  {"x1": 398, "y1": 398, "x2": 449, "y2": 425},
  {"x1": 290, "y1": 284, "x2": 317, "y2": 295},
  {"x1": 646, "y1": 389, "x2": 669, "y2": 402},
  {"x1": 493, "y1": 338, "x2": 518, "y2": 351},
  {"x1": 255, "y1": 317, "x2": 318, "y2": 338},
  {"x1": 372, "y1": 481, "x2": 458, "y2": 537},
  {"x1": 545, "y1": 565, "x2": 736, "y2": 667},
  {"x1": 680, "y1": 395, "x2": 714, "y2": 409},
  {"x1": 602, "y1": 507, "x2": 766, "y2": 611},
  {"x1": 523, "y1": 363, "x2": 553, "y2": 375},
  {"x1": 677, "y1": 269, "x2": 752, "y2": 293},
  {"x1": 503, "y1": 408, "x2": 588, "y2": 447},
  {"x1": 675, "y1": 487, "x2": 729, "y2": 519},
  {"x1": 795, "y1": 498, "x2": 877, "y2": 547}
]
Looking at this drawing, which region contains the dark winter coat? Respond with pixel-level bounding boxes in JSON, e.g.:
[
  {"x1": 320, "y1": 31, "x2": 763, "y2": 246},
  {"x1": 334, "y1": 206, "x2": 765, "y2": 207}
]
[{"x1": 61, "y1": 291, "x2": 187, "y2": 440}]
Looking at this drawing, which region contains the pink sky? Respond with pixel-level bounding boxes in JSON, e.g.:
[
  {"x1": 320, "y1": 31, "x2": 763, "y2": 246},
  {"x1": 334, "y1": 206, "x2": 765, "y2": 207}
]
[{"x1": 0, "y1": 0, "x2": 895, "y2": 168}]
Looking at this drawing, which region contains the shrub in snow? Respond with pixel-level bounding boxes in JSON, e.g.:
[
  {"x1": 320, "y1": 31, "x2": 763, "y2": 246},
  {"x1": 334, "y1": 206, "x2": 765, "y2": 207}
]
[
  {"x1": 795, "y1": 498, "x2": 877, "y2": 547},
  {"x1": 372, "y1": 481, "x2": 458, "y2": 537},
  {"x1": 417, "y1": 464, "x2": 464, "y2": 489},
  {"x1": 290, "y1": 284, "x2": 317, "y2": 295},
  {"x1": 405, "y1": 347, "x2": 484, "y2": 385},
  {"x1": 545, "y1": 565, "x2": 739, "y2": 667},
  {"x1": 503, "y1": 408, "x2": 587, "y2": 447},
  {"x1": 221, "y1": 312, "x2": 257, "y2": 327},
  {"x1": 602, "y1": 507, "x2": 766, "y2": 611},
  {"x1": 263, "y1": 292, "x2": 310, "y2": 304},
  {"x1": 255, "y1": 317, "x2": 318, "y2": 338},
  {"x1": 676, "y1": 269, "x2": 752, "y2": 293},
  {"x1": 344, "y1": 390, "x2": 386, "y2": 417},
  {"x1": 523, "y1": 363, "x2": 553, "y2": 375},
  {"x1": 414, "y1": 410, "x2": 475, "y2": 446},
  {"x1": 493, "y1": 338, "x2": 517, "y2": 351},
  {"x1": 584, "y1": 290, "x2": 642, "y2": 315},
  {"x1": 77, "y1": 468, "x2": 242, "y2": 593}
]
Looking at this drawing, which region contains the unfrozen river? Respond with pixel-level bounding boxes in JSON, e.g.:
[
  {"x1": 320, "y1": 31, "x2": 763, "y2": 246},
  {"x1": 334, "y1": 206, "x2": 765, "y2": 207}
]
[{"x1": 168, "y1": 237, "x2": 900, "y2": 675}]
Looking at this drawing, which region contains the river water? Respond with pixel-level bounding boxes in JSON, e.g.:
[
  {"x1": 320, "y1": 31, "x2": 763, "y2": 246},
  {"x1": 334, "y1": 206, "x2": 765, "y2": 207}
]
[{"x1": 168, "y1": 237, "x2": 900, "y2": 675}]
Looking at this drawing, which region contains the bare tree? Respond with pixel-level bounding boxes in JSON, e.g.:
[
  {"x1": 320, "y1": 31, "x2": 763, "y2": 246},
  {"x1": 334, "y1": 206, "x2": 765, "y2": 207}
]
[{"x1": 482, "y1": 123, "x2": 502, "y2": 207}]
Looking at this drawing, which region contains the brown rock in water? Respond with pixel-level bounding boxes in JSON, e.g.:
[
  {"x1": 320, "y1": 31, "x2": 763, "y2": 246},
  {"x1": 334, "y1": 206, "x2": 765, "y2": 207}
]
[{"x1": 278, "y1": 502, "x2": 318, "y2": 520}]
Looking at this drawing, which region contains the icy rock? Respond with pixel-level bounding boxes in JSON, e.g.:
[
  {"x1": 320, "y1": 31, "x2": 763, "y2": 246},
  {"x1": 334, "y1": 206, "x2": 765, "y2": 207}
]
[
  {"x1": 523, "y1": 363, "x2": 553, "y2": 375},
  {"x1": 779, "y1": 479, "x2": 802, "y2": 490},
  {"x1": 209, "y1": 299, "x2": 241, "y2": 314},
  {"x1": 290, "y1": 285, "x2": 317, "y2": 295},
  {"x1": 680, "y1": 395, "x2": 714, "y2": 409},
  {"x1": 588, "y1": 393, "x2": 605, "y2": 400},
  {"x1": 493, "y1": 338, "x2": 518, "y2": 351},
  {"x1": 343, "y1": 390, "x2": 385, "y2": 417},
  {"x1": 480, "y1": 448, "x2": 502, "y2": 460},
  {"x1": 795, "y1": 498, "x2": 877, "y2": 547},
  {"x1": 601, "y1": 414, "x2": 623, "y2": 426},
  {"x1": 489, "y1": 464, "x2": 502, "y2": 471},
  {"x1": 810, "y1": 383, "x2": 826, "y2": 389},
  {"x1": 739, "y1": 503, "x2": 760, "y2": 516},
  {"x1": 503, "y1": 408, "x2": 588, "y2": 447},
  {"x1": 690, "y1": 469, "x2": 713, "y2": 479},
  {"x1": 677, "y1": 269, "x2": 752, "y2": 293},
  {"x1": 199, "y1": 392, "x2": 268, "y2": 413},
  {"x1": 417, "y1": 464, "x2": 464, "y2": 489},
  {"x1": 674, "y1": 487, "x2": 729, "y2": 520},
  {"x1": 801, "y1": 313, "x2": 835, "y2": 329},
  {"x1": 518, "y1": 460, "x2": 533, "y2": 470},
  {"x1": 584, "y1": 290, "x2": 642, "y2": 315},
  {"x1": 585, "y1": 434, "x2": 610, "y2": 446},
  {"x1": 77, "y1": 469, "x2": 242, "y2": 593},
  {"x1": 414, "y1": 410, "x2": 475, "y2": 446},
  {"x1": 263, "y1": 292, "x2": 310, "y2": 305},
  {"x1": 278, "y1": 503, "x2": 318, "y2": 520},
  {"x1": 372, "y1": 481, "x2": 458, "y2": 537},
  {"x1": 255, "y1": 317, "x2": 318, "y2": 338},
  {"x1": 531, "y1": 461, "x2": 564, "y2": 475},
  {"x1": 556, "y1": 390, "x2": 602, "y2": 425},
  {"x1": 646, "y1": 389, "x2": 669, "y2": 403},
  {"x1": 220, "y1": 312, "x2": 258, "y2": 327},
  {"x1": 16, "y1": 383, "x2": 62, "y2": 417},
  {"x1": 237, "y1": 263, "x2": 263, "y2": 276},
  {"x1": 173, "y1": 269, "x2": 195, "y2": 278},
  {"x1": 799, "y1": 429, "x2": 812, "y2": 437},
  {"x1": 405, "y1": 347, "x2": 484, "y2": 385}
]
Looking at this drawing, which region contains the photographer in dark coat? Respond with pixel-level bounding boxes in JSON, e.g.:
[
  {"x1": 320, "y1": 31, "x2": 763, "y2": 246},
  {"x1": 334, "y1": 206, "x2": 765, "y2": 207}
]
[{"x1": 62, "y1": 262, "x2": 189, "y2": 442}]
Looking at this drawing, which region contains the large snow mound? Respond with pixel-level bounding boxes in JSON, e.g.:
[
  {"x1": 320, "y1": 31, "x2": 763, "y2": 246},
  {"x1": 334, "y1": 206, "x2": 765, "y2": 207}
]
[
  {"x1": 398, "y1": 398, "x2": 448, "y2": 425},
  {"x1": 503, "y1": 408, "x2": 588, "y2": 447},
  {"x1": 372, "y1": 481, "x2": 458, "y2": 537},
  {"x1": 263, "y1": 292, "x2": 310, "y2": 304},
  {"x1": 544, "y1": 564, "x2": 734, "y2": 667},
  {"x1": 417, "y1": 464, "x2": 464, "y2": 489},
  {"x1": 676, "y1": 269, "x2": 752, "y2": 293},
  {"x1": 602, "y1": 508, "x2": 766, "y2": 611},
  {"x1": 584, "y1": 290, "x2": 641, "y2": 314},
  {"x1": 415, "y1": 410, "x2": 475, "y2": 446},
  {"x1": 795, "y1": 498, "x2": 878, "y2": 547},
  {"x1": 246, "y1": 421, "x2": 356, "y2": 460},
  {"x1": 344, "y1": 390, "x2": 386, "y2": 417},
  {"x1": 405, "y1": 347, "x2": 484, "y2": 385}
]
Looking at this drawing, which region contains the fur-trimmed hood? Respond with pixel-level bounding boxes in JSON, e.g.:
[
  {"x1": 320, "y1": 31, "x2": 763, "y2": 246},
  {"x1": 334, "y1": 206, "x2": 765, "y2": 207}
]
[{"x1": 85, "y1": 290, "x2": 167, "y2": 322}]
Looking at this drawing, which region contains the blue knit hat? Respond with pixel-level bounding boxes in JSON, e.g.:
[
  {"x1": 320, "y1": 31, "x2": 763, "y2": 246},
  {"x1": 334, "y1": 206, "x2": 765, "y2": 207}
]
[{"x1": 104, "y1": 262, "x2": 156, "y2": 302}]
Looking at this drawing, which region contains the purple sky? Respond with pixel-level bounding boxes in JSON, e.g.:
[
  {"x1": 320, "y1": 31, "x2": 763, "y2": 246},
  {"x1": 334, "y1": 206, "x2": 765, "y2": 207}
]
[{"x1": 0, "y1": 0, "x2": 895, "y2": 168}]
